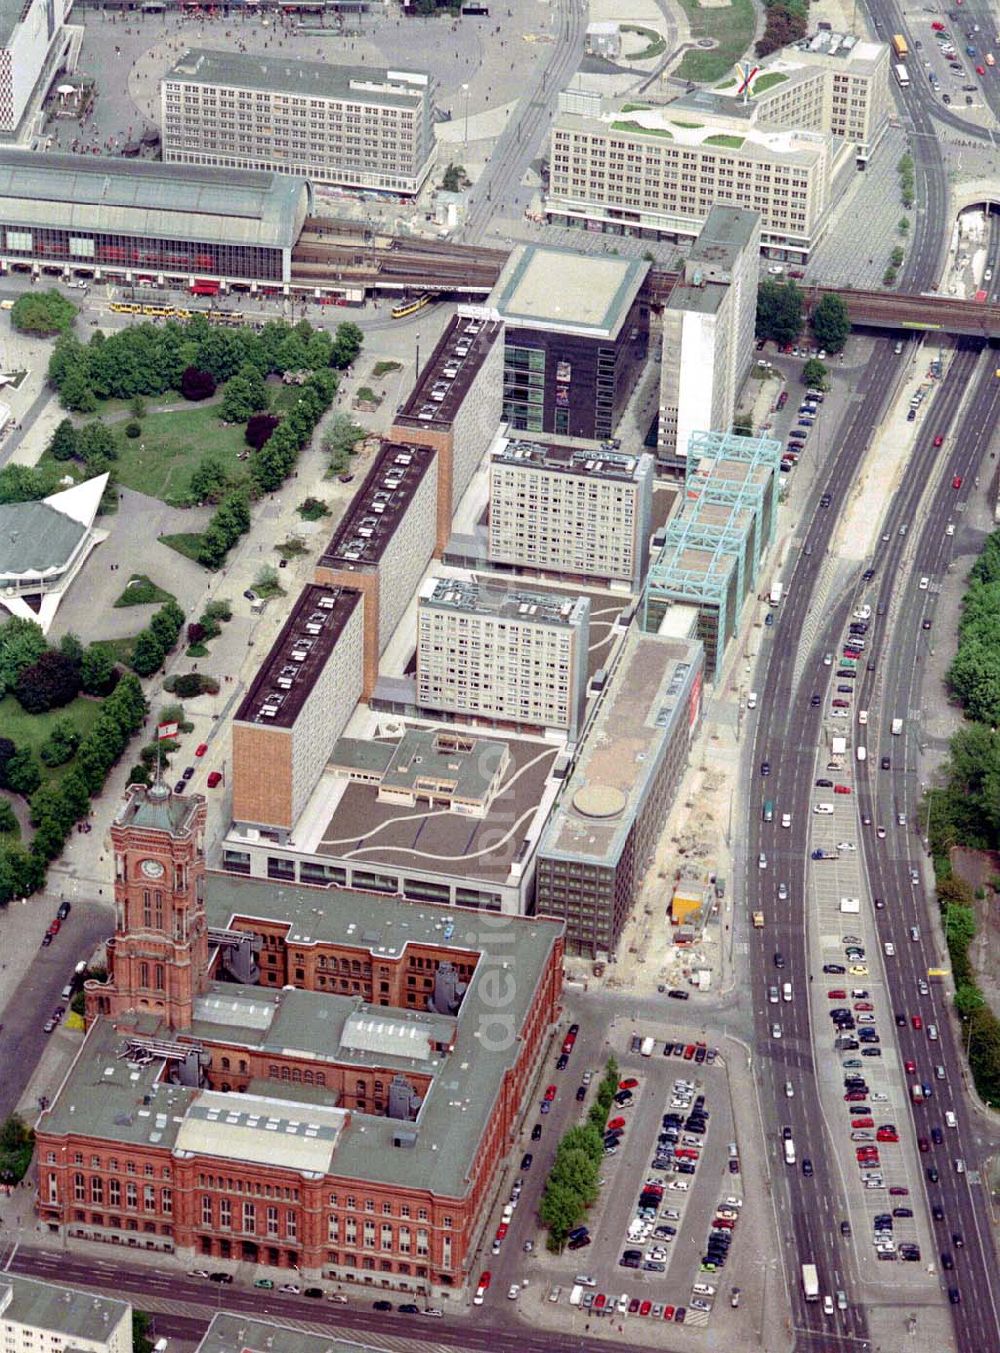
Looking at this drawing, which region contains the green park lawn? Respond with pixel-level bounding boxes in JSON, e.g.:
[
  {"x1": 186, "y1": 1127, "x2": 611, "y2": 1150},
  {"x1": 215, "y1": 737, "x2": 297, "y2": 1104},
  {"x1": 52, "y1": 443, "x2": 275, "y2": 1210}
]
[
  {"x1": 110, "y1": 405, "x2": 248, "y2": 504},
  {"x1": 674, "y1": 0, "x2": 755, "y2": 82},
  {"x1": 0, "y1": 694, "x2": 105, "y2": 785}
]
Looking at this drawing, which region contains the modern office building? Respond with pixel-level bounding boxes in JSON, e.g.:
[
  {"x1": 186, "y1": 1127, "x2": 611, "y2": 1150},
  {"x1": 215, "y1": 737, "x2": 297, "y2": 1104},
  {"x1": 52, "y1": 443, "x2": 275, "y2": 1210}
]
[
  {"x1": 162, "y1": 50, "x2": 435, "y2": 195},
  {"x1": 38, "y1": 783, "x2": 564, "y2": 1302},
  {"x1": 416, "y1": 576, "x2": 591, "y2": 739},
  {"x1": 231, "y1": 584, "x2": 364, "y2": 839},
  {"x1": 0, "y1": 151, "x2": 310, "y2": 287},
  {"x1": 314, "y1": 442, "x2": 438, "y2": 699},
  {"x1": 0, "y1": 1277, "x2": 131, "y2": 1353},
  {"x1": 535, "y1": 627, "x2": 704, "y2": 957},
  {"x1": 0, "y1": 0, "x2": 75, "y2": 136},
  {"x1": 488, "y1": 244, "x2": 649, "y2": 440},
  {"x1": 488, "y1": 437, "x2": 654, "y2": 590},
  {"x1": 658, "y1": 207, "x2": 761, "y2": 471},
  {"x1": 391, "y1": 311, "x2": 504, "y2": 551},
  {"x1": 644, "y1": 429, "x2": 781, "y2": 677},
  {"x1": 546, "y1": 88, "x2": 847, "y2": 259}
]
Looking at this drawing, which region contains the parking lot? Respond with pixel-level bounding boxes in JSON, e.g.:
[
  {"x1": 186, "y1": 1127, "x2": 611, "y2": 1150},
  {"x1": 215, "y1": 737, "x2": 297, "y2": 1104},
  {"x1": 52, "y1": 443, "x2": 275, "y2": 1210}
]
[
  {"x1": 523, "y1": 1035, "x2": 747, "y2": 1331},
  {"x1": 803, "y1": 607, "x2": 934, "y2": 1281}
]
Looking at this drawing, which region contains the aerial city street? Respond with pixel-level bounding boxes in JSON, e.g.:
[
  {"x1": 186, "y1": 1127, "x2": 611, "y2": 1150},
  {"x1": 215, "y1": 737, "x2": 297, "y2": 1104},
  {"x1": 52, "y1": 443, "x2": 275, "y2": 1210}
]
[{"x1": 0, "y1": 0, "x2": 997, "y2": 1348}]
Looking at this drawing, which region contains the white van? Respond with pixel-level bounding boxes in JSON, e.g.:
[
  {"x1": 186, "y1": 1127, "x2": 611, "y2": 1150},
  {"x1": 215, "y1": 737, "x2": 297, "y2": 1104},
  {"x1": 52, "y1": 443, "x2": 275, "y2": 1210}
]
[
  {"x1": 858, "y1": 710, "x2": 868, "y2": 726},
  {"x1": 747, "y1": 691, "x2": 758, "y2": 710},
  {"x1": 891, "y1": 718, "x2": 903, "y2": 735},
  {"x1": 782, "y1": 982, "x2": 792, "y2": 1003},
  {"x1": 945, "y1": 1110, "x2": 957, "y2": 1128},
  {"x1": 856, "y1": 745, "x2": 867, "y2": 762}
]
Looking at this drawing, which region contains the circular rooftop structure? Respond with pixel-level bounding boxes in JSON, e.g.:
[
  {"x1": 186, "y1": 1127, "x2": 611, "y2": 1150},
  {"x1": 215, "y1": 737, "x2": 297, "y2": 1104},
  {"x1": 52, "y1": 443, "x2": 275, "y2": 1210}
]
[{"x1": 572, "y1": 784, "x2": 627, "y2": 819}]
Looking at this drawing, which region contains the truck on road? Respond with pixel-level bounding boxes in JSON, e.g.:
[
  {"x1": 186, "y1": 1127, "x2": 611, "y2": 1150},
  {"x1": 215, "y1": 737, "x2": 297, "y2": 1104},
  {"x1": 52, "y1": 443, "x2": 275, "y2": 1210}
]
[
  {"x1": 640, "y1": 1036, "x2": 655, "y2": 1057},
  {"x1": 891, "y1": 717, "x2": 903, "y2": 735},
  {"x1": 802, "y1": 1264, "x2": 820, "y2": 1302},
  {"x1": 892, "y1": 32, "x2": 908, "y2": 59},
  {"x1": 829, "y1": 735, "x2": 846, "y2": 769},
  {"x1": 769, "y1": 581, "x2": 783, "y2": 607}
]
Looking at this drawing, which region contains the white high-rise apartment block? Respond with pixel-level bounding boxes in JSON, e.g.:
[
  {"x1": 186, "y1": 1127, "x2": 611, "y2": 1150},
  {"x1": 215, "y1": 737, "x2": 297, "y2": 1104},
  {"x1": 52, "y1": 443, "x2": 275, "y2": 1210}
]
[
  {"x1": 488, "y1": 437, "x2": 654, "y2": 590},
  {"x1": 161, "y1": 49, "x2": 435, "y2": 195},
  {"x1": 416, "y1": 577, "x2": 591, "y2": 739},
  {"x1": 658, "y1": 206, "x2": 761, "y2": 470},
  {"x1": 0, "y1": 0, "x2": 74, "y2": 134}
]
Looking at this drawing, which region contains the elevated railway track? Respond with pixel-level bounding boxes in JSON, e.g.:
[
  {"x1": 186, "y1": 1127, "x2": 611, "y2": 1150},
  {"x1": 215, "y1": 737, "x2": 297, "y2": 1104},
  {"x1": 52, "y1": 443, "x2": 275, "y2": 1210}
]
[{"x1": 291, "y1": 219, "x2": 1000, "y2": 335}]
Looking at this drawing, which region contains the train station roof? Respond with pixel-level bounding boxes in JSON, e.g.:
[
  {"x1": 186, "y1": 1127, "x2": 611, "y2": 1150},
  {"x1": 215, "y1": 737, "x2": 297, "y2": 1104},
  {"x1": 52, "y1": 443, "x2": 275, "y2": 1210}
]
[{"x1": 0, "y1": 152, "x2": 308, "y2": 250}]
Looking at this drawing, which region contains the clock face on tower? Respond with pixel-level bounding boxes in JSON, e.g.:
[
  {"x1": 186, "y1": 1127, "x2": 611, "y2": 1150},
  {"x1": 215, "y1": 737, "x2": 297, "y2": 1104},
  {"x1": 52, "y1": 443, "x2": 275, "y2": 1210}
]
[{"x1": 140, "y1": 858, "x2": 165, "y2": 880}]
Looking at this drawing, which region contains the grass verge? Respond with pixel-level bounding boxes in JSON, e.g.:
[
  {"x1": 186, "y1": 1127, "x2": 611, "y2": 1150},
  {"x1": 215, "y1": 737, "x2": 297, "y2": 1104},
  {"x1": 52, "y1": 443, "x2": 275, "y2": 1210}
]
[
  {"x1": 158, "y1": 532, "x2": 209, "y2": 565},
  {"x1": 114, "y1": 574, "x2": 176, "y2": 608},
  {"x1": 0, "y1": 695, "x2": 105, "y2": 786},
  {"x1": 674, "y1": 0, "x2": 755, "y2": 82}
]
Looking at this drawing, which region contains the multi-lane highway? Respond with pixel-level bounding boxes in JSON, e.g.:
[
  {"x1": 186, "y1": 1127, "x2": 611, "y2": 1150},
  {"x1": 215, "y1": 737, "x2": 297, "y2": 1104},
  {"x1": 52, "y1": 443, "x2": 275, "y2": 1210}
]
[
  {"x1": 743, "y1": 338, "x2": 1000, "y2": 1353},
  {"x1": 852, "y1": 350, "x2": 1000, "y2": 1352}
]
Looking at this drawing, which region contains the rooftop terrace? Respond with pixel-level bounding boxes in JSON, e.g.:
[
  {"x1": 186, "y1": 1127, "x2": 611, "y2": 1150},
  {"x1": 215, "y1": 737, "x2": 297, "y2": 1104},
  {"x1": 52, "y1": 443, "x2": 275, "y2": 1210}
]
[{"x1": 395, "y1": 313, "x2": 502, "y2": 430}]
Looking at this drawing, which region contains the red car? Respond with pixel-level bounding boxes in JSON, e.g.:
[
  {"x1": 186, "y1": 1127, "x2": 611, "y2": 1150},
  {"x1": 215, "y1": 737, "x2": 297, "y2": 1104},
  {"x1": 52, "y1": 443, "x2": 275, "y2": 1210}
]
[
  {"x1": 918, "y1": 1137, "x2": 930, "y2": 1152},
  {"x1": 834, "y1": 784, "x2": 852, "y2": 795},
  {"x1": 828, "y1": 989, "x2": 847, "y2": 999},
  {"x1": 931, "y1": 19, "x2": 945, "y2": 29},
  {"x1": 47, "y1": 918, "x2": 61, "y2": 936},
  {"x1": 195, "y1": 742, "x2": 209, "y2": 757},
  {"x1": 207, "y1": 770, "x2": 223, "y2": 788},
  {"x1": 683, "y1": 1044, "x2": 696, "y2": 1060},
  {"x1": 912, "y1": 1015, "x2": 923, "y2": 1031},
  {"x1": 905, "y1": 1059, "x2": 917, "y2": 1073},
  {"x1": 607, "y1": 1116, "x2": 626, "y2": 1132},
  {"x1": 619, "y1": 1078, "x2": 639, "y2": 1090},
  {"x1": 663, "y1": 1305, "x2": 675, "y2": 1321},
  {"x1": 639, "y1": 1300, "x2": 652, "y2": 1317},
  {"x1": 595, "y1": 1294, "x2": 607, "y2": 1310},
  {"x1": 933, "y1": 435, "x2": 944, "y2": 447},
  {"x1": 977, "y1": 64, "x2": 986, "y2": 74},
  {"x1": 952, "y1": 475, "x2": 963, "y2": 490},
  {"x1": 495, "y1": 1223, "x2": 508, "y2": 1241},
  {"x1": 856, "y1": 1147, "x2": 879, "y2": 1159},
  {"x1": 852, "y1": 1117, "x2": 874, "y2": 1128},
  {"x1": 854, "y1": 1001, "x2": 874, "y2": 1011},
  {"x1": 877, "y1": 1129, "x2": 899, "y2": 1143},
  {"x1": 628, "y1": 1298, "x2": 641, "y2": 1314},
  {"x1": 713, "y1": 1215, "x2": 736, "y2": 1228},
  {"x1": 544, "y1": 1084, "x2": 557, "y2": 1101},
  {"x1": 889, "y1": 1186, "x2": 909, "y2": 1196},
  {"x1": 845, "y1": 1091, "x2": 867, "y2": 1102}
]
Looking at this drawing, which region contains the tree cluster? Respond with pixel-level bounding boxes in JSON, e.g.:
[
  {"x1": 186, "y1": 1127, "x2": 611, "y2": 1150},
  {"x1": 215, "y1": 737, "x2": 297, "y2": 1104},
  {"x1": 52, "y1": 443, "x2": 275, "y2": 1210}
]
[
  {"x1": 810, "y1": 294, "x2": 851, "y2": 353},
  {"x1": 196, "y1": 489, "x2": 252, "y2": 570},
  {"x1": 755, "y1": 0, "x2": 807, "y2": 57},
  {"x1": 48, "y1": 313, "x2": 360, "y2": 411},
  {"x1": 249, "y1": 368, "x2": 338, "y2": 495},
  {"x1": 221, "y1": 364, "x2": 269, "y2": 423},
  {"x1": 0, "y1": 674, "x2": 147, "y2": 905},
  {"x1": 948, "y1": 528, "x2": 1000, "y2": 726},
  {"x1": 931, "y1": 872, "x2": 1000, "y2": 1107},
  {"x1": 755, "y1": 280, "x2": 803, "y2": 345},
  {"x1": 0, "y1": 1114, "x2": 34, "y2": 1185},
  {"x1": 538, "y1": 1056, "x2": 619, "y2": 1250},
  {"x1": 323, "y1": 412, "x2": 366, "y2": 475},
  {"x1": 246, "y1": 412, "x2": 280, "y2": 450},
  {"x1": 129, "y1": 600, "x2": 186, "y2": 679},
  {"x1": 0, "y1": 462, "x2": 64, "y2": 506},
  {"x1": 10, "y1": 290, "x2": 78, "y2": 338}
]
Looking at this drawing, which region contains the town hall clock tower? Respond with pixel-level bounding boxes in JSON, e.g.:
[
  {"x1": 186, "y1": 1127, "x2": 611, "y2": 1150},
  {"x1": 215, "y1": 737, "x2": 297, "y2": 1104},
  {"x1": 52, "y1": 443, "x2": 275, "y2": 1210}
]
[{"x1": 89, "y1": 781, "x2": 209, "y2": 1032}]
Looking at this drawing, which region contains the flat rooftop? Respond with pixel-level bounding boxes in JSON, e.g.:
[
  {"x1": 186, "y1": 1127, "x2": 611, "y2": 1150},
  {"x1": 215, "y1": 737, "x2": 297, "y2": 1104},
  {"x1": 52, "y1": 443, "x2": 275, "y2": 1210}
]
[
  {"x1": 234, "y1": 584, "x2": 362, "y2": 729},
  {"x1": 0, "y1": 1276, "x2": 130, "y2": 1343},
  {"x1": 491, "y1": 244, "x2": 649, "y2": 339},
  {"x1": 197, "y1": 1312, "x2": 392, "y2": 1353},
  {"x1": 39, "y1": 882, "x2": 563, "y2": 1199},
  {"x1": 315, "y1": 726, "x2": 560, "y2": 883},
  {"x1": 317, "y1": 441, "x2": 435, "y2": 571},
  {"x1": 491, "y1": 438, "x2": 648, "y2": 483},
  {"x1": 557, "y1": 104, "x2": 828, "y2": 165},
  {"x1": 419, "y1": 575, "x2": 588, "y2": 626},
  {"x1": 539, "y1": 630, "x2": 702, "y2": 866},
  {"x1": 0, "y1": 151, "x2": 307, "y2": 251},
  {"x1": 166, "y1": 49, "x2": 429, "y2": 108},
  {"x1": 394, "y1": 313, "x2": 502, "y2": 430},
  {"x1": 332, "y1": 727, "x2": 510, "y2": 810},
  {"x1": 688, "y1": 204, "x2": 760, "y2": 268},
  {"x1": 667, "y1": 280, "x2": 727, "y2": 316}
]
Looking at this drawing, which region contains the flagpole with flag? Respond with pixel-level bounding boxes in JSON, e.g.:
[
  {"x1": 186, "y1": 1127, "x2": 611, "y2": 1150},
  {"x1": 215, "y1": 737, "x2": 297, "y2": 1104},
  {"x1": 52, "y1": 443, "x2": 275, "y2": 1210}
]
[{"x1": 156, "y1": 720, "x2": 178, "y2": 787}]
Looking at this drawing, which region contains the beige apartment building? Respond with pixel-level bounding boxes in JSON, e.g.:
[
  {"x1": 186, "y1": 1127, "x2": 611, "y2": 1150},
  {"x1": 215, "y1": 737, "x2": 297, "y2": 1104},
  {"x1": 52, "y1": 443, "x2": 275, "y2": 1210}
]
[
  {"x1": 547, "y1": 38, "x2": 888, "y2": 259},
  {"x1": 161, "y1": 49, "x2": 435, "y2": 194}
]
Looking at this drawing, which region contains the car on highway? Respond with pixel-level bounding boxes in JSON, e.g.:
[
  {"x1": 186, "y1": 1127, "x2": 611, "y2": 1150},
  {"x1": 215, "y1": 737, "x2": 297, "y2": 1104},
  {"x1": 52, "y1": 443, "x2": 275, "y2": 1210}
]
[
  {"x1": 912, "y1": 1015, "x2": 923, "y2": 1030},
  {"x1": 884, "y1": 942, "x2": 896, "y2": 957},
  {"x1": 933, "y1": 435, "x2": 944, "y2": 447},
  {"x1": 952, "y1": 475, "x2": 963, "y2": 490}
]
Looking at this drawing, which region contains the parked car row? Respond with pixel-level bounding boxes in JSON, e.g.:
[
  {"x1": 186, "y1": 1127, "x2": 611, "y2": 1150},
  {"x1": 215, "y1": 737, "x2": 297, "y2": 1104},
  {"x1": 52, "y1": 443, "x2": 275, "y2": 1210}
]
[
  {"x1": 576, "y1": 1288, "x2": 688, "y2": 1324},
  {"x1": 40, "y1": 901, "x2": 70, "y2": 947}
]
